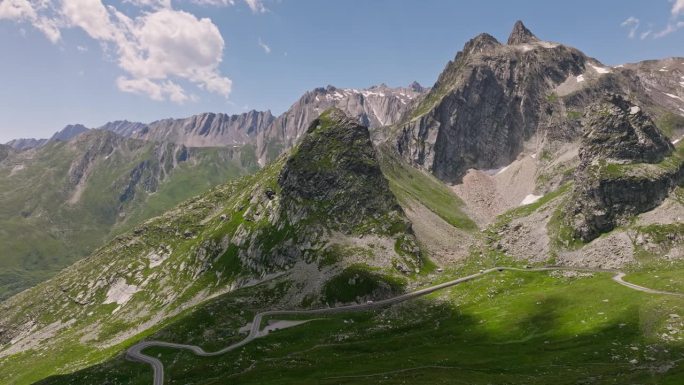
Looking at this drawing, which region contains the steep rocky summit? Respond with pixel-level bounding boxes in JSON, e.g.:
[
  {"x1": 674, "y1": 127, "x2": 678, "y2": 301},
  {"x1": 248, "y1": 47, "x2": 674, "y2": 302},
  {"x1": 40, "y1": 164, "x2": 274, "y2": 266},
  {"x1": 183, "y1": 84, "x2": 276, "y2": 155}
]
[
  {"x1": 257, "y1": 83, "x2": 427, "y2": 164},
  {"x1": 568, "y1": 94, "x2": 684, "y2": 241},
  {"x1": 507, "y1": 20, "x2": 540, "y2": 45},
  {"x1": 396, "y1": 21, "x2": 588, "y2": 182},
  {"x1": 279, "y1": 108, "x2": 406, "y2": 233}
]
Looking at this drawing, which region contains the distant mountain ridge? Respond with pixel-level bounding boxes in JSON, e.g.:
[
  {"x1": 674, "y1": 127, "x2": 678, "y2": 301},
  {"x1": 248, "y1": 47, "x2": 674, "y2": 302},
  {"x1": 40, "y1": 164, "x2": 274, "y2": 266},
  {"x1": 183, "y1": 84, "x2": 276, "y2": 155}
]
[
  {"x1": 4, "y1": 83, "x2": 427, "y2": 160},
  {"x1": 0, "y1": 129, "x2": 259, "y2": 300}
]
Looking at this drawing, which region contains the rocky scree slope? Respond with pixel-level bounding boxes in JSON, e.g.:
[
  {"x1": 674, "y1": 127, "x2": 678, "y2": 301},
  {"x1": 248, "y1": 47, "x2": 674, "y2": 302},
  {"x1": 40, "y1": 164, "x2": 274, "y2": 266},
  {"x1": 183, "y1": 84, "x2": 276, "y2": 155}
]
[
  {"x1": 0, "y1": 109, "x2": 420, "y2": 383},
  {"x1": 567, "y1": 94, "x2": 684, "y2": 242},
  {"x1": 0, "y1": 129, "x2": 258, "y2": 300}
]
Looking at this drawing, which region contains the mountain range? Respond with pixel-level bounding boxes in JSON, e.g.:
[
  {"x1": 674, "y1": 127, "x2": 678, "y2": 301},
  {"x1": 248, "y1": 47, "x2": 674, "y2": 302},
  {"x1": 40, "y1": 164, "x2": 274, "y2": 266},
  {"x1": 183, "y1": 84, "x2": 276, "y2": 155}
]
[{"x1": 0, "y1": 21, "x2": 683, "y2": 385}]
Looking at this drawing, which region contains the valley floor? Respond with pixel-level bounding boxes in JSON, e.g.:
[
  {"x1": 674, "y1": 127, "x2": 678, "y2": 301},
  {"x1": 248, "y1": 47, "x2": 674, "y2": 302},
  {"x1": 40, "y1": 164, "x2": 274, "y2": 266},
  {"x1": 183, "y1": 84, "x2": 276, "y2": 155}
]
[{"x1": 35, "y1": 259, "x2": 684, "y2": 385}]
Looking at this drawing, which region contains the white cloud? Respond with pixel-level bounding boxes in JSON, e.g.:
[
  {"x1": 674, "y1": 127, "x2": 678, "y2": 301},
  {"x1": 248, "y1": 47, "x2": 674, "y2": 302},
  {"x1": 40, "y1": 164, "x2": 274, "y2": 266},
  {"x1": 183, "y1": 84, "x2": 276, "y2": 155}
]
[
  {"x1": 244, "y1": 0, "x2": 266, "y2": 13},
  {"x1": 0, "y1": 0, "x2": 61, "y2": 42},
  {"x1": 653, "y1": 21, "x2": 684, "y2": 38},
  {"x1": 76, "y1": 44, "x2": 88, "y2": 52},
  {"x1": 0, "y1": 0, "x2": 36, "y2": 20},
  {"x1": 123, "y1": 0, "x2": 172, "y2": 8},
  {"x1": 652, "y1": 0, "x2": 684, "y2": 38},
  {"x1": 191, "y1": 0, "x2": 235, "y2": 5},
  {"x1": 1, "y1": 0, "x2": 234, "y2": 103},
  {"x1": 190, "y1": 0, "x2": 266, "y2": 13},
  {"x1": 621, "y1": 16, "x2": 640, "y2": 38},
  {"x1": 117, "y1": 76, "x2": 190, "y2": 103},
  {"x1": 673, "y1": 0, "x2": 684, "y2": 16},
  {"x1": 258, "y1": 37, "x2": 271, "y2": 53},
  {"x1": 622, "y1": 1, "x2": 684, "y2": 40}
]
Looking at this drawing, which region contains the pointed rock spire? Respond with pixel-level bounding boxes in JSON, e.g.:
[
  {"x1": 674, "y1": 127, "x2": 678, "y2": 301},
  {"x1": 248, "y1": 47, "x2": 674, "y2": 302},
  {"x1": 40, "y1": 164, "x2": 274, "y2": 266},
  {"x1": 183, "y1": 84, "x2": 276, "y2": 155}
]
[{"x1": 507, "y1": 20, "x2": 539, "y2": 45}]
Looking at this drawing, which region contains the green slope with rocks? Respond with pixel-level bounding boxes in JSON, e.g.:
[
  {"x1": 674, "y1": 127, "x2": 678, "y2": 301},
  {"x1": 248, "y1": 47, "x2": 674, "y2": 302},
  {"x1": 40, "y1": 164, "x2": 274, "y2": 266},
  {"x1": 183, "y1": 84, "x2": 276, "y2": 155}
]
[
  {"x1": 0, "y1": 130, "x2": 258, "y2": 300},
  {"x1": 0, "y1": 109, "x2": 423, "y2": 384}
]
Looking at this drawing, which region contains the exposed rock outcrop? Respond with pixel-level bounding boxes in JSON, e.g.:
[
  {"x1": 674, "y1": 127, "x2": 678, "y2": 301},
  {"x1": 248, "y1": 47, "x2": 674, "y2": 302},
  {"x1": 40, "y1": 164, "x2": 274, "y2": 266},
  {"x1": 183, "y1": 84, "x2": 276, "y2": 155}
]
[
  {"x1": 568, "y1": 94, "x2": 684, "y2": 241},
  {"x1": 131, "y1": 110, "x2": 275, "y2": 147},
  {"x1": 257, "y1": 83, "x2": 427, "y2": 164},
  {"x1": 5, "y1": 138, "x2": 47, "y2": 151},
  {"x1": 278, "y1": 108, "x2": 405, "y2": 233},
  {"x1": 50, "y1": 124, "x2": 89, "y2": 142},
  {"x1": 507, "y1": 20, "x2": 540, "y2": 45},
  {"x1": 98, "y1": 120, "x2": 148, "y2": 137},
  {"x1": 396, "y1": 21, "x2": 587, "y2": 183}
]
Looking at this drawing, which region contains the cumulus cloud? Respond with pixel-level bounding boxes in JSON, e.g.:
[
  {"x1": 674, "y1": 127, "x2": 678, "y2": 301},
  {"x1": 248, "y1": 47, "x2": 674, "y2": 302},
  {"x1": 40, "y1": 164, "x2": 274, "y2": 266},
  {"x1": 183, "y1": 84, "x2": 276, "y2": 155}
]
[
  {"x1": 621, "y1": 16, "x2": 640, "y2": 38},
  {"x1": 191, "y1": 0, "x2": 266, "y2": 13},
  {"x1": 244, "y1": 0, "x2": 266, "y2": 13},
  {"x1": 0, "y1": 0, "x2": 236, "y2": 103},
  {"x1": 117, "y1": 76, "x2": 190, "y2": 103},
  {"x1": 123, "y1": 0, "x2": 172, "y2": 8},
  {"x1": 0, "y1": 0, "x2": 61, "y2": 42},
  {"x1": 258, "y1": 37, "x2": 271, "y2": 53},
  {"x1": 673, "y1": 0, "x2": 684, "y2": 16}
]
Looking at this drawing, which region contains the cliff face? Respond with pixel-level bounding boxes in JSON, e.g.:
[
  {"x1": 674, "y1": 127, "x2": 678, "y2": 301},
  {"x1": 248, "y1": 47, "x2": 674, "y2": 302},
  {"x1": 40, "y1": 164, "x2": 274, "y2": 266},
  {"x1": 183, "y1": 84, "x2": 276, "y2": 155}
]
[
  {"x1": 133, "y1": 110, "x2": 276, "y2": 147},
  {"x1": 568, "y1": 94, "x2": 684, "y2": 241},
  {"x1": 95, "y1": 84, "x2": 425, "y2": 166},
  {"x1": 395, "y1": 22, "x2": 587, "y2": 183},
  {"x1": 256, "y1": 84, "x2": 426, "y2": 164}
]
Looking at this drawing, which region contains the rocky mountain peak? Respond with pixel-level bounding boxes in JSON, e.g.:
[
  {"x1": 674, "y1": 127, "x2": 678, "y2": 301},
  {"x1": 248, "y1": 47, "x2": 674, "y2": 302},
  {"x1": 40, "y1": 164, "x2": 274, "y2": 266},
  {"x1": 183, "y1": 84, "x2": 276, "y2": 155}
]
[
  {"x1": 463, "y1": 33, "x2": 501, "y2": 55},
  {"x1": 507, "y1": 20, "x2": 539, "y2": 45},
  {"x1": 51, "y1": 124, "x2": 89, "y2": 142},
  {"x1": 408, "y1": 81, "x2": 425, "y2": 92},
  {"x1": 279, "y1": 108, "x2": 403, "y2": 232},
  {"x1": 580, "y1": 93, "x2": 674, "y2": 165}
]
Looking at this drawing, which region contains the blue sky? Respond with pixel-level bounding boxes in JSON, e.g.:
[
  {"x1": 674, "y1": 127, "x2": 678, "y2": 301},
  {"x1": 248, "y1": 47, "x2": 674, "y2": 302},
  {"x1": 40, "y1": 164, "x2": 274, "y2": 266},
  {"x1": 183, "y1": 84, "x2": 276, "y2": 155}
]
[{"x1": 0, "y1": 0, "x2": 683, "y2": 142}]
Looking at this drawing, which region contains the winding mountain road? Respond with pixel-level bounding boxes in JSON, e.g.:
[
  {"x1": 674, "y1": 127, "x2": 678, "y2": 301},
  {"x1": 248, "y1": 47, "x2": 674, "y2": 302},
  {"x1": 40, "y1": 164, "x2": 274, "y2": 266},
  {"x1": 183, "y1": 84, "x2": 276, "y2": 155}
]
[{"x1": 126, "y1": 266, "x2": 683, "y2": 385}]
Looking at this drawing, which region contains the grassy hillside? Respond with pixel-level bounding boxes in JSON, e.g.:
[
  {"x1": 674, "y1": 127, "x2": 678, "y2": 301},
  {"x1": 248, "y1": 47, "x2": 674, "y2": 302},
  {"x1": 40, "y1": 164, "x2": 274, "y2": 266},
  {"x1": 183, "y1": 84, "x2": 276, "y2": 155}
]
[
  {"x1": 0, "y1": 133, "x2": 258, "y2": 299},
  {"x1": 36, "y1": 256, "x2": 684, "y2": 385},
  {"x1": 378, "y1": 145, "x2": 477, "y2": 231},
  {"x1": 0, "y1": 110, "x2": 421, "y2": 384}
]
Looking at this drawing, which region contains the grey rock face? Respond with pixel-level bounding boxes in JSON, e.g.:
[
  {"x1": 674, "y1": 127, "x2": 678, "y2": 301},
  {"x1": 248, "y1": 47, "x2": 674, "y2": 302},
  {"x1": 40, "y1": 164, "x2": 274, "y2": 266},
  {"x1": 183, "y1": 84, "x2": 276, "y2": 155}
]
[
  {"x1": 132, "y1": 110, "x2": 275, "y2": 147},
  {"x1": 569, "y1": 95, "x2": 683, "y2": 241},
  {"x1": 619, "y1": 59, "x2": 684, "y2": 118},
  {"x1": 396, "y1": 23, "x2": 587, "y2": 182},
  {"x1": 257, "y1": 83, "x2": 426, "y2": 164},
  {"x1": 579, "y1": 94, "x2": 674, "y2": 164},
  {"x1": 98, "y1": 120, "x2": 148, "y2": 137},
  {"x1": 50, "y1": 124, "x2": 89, "y2": 142},
  {"x1": 5, "y1": 138, "x2": 47, "y2": 151},
  {"x1": 6, "y1": 124, "x2": 89, "y2": 151},
  {"x1": 507, "y1": 20, "x2": 540, "y2": 45},
  {"x1": 278, "y1": 108, "x2": 404, "y2": 233}
]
